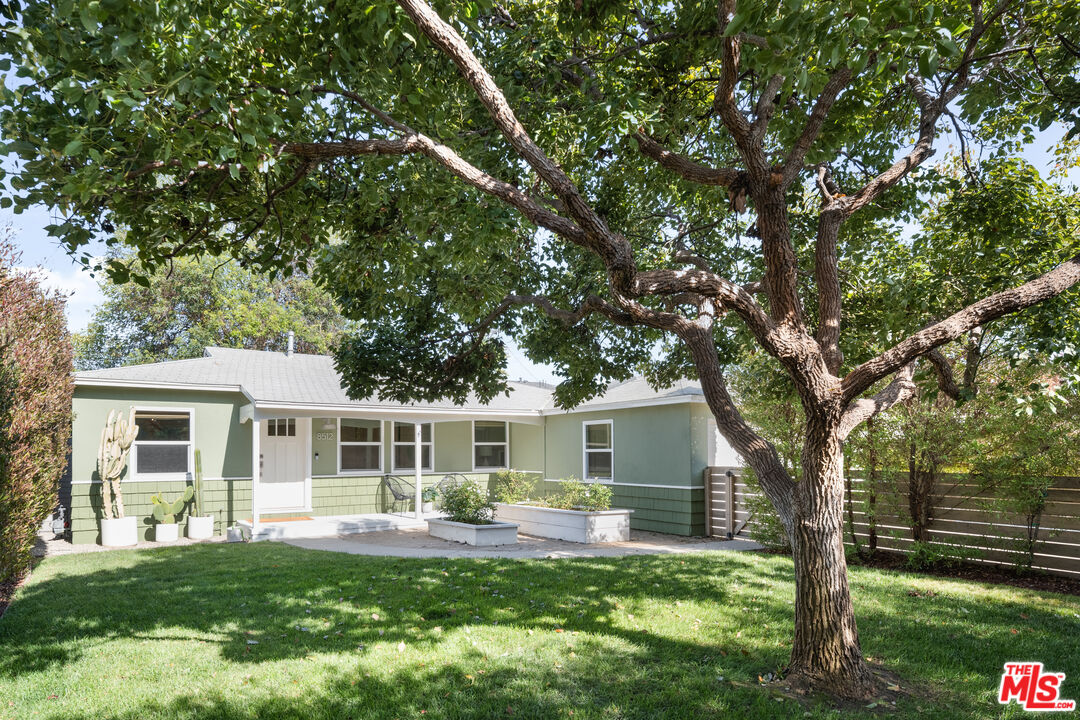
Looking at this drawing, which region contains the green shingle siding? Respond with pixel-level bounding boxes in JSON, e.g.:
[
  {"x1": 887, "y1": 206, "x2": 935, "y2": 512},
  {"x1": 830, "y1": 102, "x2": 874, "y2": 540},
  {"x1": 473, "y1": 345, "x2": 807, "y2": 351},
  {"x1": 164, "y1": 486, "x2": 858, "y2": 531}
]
[{"x1": 71, "y1": 384, "x2": 714, "y2": 542}]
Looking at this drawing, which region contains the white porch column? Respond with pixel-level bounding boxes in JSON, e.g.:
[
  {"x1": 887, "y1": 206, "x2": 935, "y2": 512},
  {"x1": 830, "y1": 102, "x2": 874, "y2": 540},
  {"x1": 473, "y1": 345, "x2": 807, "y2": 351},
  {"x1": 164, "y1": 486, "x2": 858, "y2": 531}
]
[
  {"x1": 251, "y1": 417, "x2": 261, "y2": 536},
  {"x1": 414, "y1": 422, "x2": 423, "y2": 519}
]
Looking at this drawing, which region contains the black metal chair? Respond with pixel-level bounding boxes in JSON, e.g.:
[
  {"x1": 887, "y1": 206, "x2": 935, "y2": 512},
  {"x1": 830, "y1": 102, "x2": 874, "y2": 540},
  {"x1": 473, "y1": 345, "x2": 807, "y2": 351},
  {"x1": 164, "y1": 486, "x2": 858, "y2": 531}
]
[{"x1": 381, "y1": 474, "x2": 416, "y2": 516}]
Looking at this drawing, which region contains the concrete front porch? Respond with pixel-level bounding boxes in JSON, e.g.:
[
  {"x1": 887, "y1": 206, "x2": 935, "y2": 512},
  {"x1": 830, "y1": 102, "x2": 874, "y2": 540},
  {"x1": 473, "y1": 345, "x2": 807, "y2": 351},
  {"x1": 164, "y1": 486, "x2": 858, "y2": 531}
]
[{"x1": 237, "y1": 512, "x2": 442, "y2": 541}]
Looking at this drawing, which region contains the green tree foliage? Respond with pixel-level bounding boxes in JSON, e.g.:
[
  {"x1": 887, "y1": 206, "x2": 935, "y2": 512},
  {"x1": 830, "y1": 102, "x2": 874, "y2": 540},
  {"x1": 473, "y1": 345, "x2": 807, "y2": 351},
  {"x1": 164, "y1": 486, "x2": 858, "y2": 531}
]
[
  {"x1": 5, "y1": 0, "x2": 1080, "y2": 695},
  {"x1": 74, "y1": 251, "x2": 350, "y2": 370},
  {"x1": 0, "y1": 230, "x2": 74, "y2": 584}
]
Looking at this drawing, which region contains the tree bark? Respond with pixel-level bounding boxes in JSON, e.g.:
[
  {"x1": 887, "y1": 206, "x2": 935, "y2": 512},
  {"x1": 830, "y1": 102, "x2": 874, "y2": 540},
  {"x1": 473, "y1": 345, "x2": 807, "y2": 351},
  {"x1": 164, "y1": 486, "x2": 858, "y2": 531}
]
[{"x1": 783, "y1": 414, "x2": 878, "y2": 697}]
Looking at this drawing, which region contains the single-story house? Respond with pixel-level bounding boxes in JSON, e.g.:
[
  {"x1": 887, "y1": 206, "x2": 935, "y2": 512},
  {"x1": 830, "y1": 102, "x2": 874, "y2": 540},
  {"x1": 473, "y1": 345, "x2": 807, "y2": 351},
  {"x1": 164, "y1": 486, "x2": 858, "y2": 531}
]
[{"x1": 68, "y1": 345, "x2": 739, "y2": 543}]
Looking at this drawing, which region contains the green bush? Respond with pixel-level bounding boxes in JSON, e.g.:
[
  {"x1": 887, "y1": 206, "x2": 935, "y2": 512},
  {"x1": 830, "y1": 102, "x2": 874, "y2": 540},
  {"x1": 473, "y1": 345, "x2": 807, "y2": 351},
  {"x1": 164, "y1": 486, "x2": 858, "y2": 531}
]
[
  {"x1": 544, "y1": 479, "x2": 614, "y2": 511},
  {"x1": 742, "y1": 469, "x2": 791, "y2": 552},
  {"x1": 493, "y1": 469, "x2": 536, "y2": 504},
  {"x1": 440, "y1": 480, "x2": 495, "y2": 525},
  {"x1": 904, "y1": 540, "x2": 973, "y2": 571}
]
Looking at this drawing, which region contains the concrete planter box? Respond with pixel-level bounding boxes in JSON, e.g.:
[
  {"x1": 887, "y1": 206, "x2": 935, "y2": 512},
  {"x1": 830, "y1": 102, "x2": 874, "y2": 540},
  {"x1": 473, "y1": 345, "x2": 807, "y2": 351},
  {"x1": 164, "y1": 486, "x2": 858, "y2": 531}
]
[
  {"x1": 427, "y1": 518, "x2": 518, "y2": 546},
  {"x1": 494, "y1": 503, "x2": 632, "y2": 543},
  {"x1": 187, "y1": 515, "x2": 215, "y2": 540},
  {"x1": 154, "y1": 523, "x2": 179, "y2": 543},
  {"x1": 100, "y1": 516, "x2": 137, "y2": 547}
]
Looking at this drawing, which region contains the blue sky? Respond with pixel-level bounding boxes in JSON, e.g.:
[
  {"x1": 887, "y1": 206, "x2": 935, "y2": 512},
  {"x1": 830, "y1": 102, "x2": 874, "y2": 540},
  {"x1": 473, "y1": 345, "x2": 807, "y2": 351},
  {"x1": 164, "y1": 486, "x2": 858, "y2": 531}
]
[{"x1": 2, "y1": 126, "x2": 1076, "y2": 385}]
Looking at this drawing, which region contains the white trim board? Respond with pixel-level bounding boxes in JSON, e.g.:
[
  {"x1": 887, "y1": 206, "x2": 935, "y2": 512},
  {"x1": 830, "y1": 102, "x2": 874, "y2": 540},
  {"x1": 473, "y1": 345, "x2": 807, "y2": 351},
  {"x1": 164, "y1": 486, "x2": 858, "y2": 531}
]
[
  {"x1": 70, "y1": 475, "x2": 253, "y2": 486},
  {"x1": 542, "y1": 478, "x2": 704, "y2": 491},
  {"x1": 75, "y1": 378, "x2": 245, "y2": 394}
]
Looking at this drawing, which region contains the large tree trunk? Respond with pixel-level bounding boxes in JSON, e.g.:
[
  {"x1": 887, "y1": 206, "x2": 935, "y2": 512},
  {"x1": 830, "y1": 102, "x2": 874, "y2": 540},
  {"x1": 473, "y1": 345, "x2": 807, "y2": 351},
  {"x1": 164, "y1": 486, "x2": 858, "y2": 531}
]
[{"x1": 784, "y1": 416, "x2": 878, "y2": 697}]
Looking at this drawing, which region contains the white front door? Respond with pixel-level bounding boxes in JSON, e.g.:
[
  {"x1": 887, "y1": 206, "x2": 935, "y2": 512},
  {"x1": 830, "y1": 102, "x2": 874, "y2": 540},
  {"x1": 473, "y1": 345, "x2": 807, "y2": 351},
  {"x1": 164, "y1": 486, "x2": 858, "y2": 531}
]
[{"x1": 260, "y1": 418, "x2": 306, "y2": 512}]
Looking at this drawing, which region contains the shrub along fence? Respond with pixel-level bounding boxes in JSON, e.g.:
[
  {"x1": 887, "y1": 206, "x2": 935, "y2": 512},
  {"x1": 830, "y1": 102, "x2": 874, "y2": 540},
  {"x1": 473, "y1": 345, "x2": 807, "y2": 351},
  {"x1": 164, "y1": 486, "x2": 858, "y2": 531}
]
[{"x1": 704, "y1": 466, "x2": 1080, "y2": 579}]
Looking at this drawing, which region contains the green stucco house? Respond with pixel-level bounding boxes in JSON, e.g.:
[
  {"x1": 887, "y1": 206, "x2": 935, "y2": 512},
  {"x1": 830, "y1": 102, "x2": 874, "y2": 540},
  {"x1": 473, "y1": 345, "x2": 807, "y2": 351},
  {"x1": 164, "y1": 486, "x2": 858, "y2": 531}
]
[{"x1": 68, "y1": 346, "x2": 739, "y2": 543}]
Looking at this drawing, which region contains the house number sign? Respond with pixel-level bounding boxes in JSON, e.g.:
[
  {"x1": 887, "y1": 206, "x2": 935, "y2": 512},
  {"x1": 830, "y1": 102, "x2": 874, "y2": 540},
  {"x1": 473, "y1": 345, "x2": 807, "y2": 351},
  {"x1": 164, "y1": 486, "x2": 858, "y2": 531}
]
[{"x1": 315, "y1": 432, "x2": 335, "y2": 441}]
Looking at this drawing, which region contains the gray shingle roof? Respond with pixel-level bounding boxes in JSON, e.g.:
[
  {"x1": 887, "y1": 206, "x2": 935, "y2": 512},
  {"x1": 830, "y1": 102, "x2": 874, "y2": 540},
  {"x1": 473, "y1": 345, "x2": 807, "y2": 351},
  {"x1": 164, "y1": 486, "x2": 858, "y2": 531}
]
[{"x1": 75, "y1": 347, "x2": 703, "y2": 413}]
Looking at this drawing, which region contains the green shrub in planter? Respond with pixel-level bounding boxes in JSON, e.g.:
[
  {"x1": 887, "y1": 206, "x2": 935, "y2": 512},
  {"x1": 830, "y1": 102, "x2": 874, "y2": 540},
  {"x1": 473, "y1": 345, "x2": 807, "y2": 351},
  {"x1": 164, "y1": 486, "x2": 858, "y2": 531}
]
[
  {"x1": 494, "y1": 469, "x2": 536, "y2": 504},
  {"x1": 440, "y1": 481, "x2": 495, "y2": 525},
  {"x1": 545, "y1": 479, "x2": 613, "y2": 511}
]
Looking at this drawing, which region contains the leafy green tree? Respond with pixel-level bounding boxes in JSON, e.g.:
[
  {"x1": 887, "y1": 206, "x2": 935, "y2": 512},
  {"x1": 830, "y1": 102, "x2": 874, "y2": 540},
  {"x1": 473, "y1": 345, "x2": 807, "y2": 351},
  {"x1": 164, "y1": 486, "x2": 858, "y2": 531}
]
[
  {"x1": 74, "y1": 252, "x2": 349, "y2": 370},
  {"x1": 4, "y1": 0, "x2": 1080, "y2": 697}
]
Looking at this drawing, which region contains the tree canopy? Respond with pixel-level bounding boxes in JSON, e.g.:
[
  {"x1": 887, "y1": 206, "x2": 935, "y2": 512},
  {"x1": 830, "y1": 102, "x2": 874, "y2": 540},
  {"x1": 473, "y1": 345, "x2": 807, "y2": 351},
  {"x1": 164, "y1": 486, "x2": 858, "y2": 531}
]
[
  {"x1": 4, "y1": 0, "x2": 1080, "y2": 698},
  {"x1": 73, "y1": 250, "x2": 349, "y2": 370}
]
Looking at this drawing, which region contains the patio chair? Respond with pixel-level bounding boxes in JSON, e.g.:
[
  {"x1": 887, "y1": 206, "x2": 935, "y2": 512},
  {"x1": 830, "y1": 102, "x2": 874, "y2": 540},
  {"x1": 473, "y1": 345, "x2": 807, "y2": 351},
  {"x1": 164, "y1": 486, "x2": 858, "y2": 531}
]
[
  {"x1": 381, "y1": 474, "x2": 416, "y2": 516},
  {"x1": 434, "y1": 473, "x2": 469, "y2": 510}
]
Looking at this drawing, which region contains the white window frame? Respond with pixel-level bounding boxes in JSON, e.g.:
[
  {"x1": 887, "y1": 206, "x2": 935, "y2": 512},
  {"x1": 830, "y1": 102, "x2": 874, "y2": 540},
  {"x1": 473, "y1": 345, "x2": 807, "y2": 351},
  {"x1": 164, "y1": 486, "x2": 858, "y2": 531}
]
[
  {"x1": 472, "y1": 420, "x2": 509, "y2": 471},
  {"x1": 266, "y1": 417, "x2": 297, "y2": 437},
  {"x1": 130, "y1": 406, "x2": 195, "y2": 482},
  {"x1": 337, "y1": 418, "x2": 384, "y2": 475},
  {"x1": 582, "y1": 419, "x2": 614, "y2": 483},
  {"x1": 391, "y1": 422, "x2": 434, "y2": 472}
]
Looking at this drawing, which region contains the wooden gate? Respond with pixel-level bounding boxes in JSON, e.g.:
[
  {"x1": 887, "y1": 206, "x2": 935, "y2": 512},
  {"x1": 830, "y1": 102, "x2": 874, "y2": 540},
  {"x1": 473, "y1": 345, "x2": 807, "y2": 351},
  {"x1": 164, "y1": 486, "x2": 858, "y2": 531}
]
[{"x1": 704, "y1": 466, "x2": 755, "y2": 538}]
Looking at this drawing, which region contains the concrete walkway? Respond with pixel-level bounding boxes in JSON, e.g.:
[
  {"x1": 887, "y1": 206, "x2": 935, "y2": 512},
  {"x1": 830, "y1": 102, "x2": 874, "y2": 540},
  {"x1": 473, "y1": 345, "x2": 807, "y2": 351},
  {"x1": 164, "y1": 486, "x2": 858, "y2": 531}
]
[{"x1": 284, "y1": 526, "x2": 763, "y2": 559}]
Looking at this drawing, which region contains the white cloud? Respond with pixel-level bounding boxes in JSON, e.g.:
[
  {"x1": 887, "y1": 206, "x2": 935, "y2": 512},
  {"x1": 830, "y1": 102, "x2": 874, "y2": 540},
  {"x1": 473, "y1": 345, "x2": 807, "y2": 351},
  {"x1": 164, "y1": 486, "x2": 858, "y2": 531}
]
[{"x1": 15, "y1": 260, "x2": 104, "y2": 333}]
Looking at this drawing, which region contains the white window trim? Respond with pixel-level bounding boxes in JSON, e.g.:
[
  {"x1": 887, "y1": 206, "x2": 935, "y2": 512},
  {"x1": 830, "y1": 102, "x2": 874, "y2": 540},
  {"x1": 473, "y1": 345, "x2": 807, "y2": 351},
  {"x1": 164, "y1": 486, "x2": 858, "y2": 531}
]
[
  {"x1": 582, "y1": 419, "x2": 614, "y2": 483},
  {"x1": 337, "y1": 417, "x2": 384, "y2": 475},
  {"x1": 472, "y1": 420, "x2": 509, "y2": 471},
  {"x1": 130, "y1": 406, "x2": 195, "y2": 483},
  {"x1": 391, "y1": 421, "x2": 434, "y2": 472},
  {"x1": 266, "y1": 418, "x2": 297, "y2": 437}
]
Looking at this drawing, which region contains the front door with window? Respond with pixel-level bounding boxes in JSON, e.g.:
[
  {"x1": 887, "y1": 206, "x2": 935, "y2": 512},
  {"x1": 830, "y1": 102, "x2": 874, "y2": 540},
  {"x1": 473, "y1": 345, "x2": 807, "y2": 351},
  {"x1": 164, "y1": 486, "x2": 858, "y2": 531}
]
[{"x1": 261, "y1": 418, "x2": 305, "y2": 511}]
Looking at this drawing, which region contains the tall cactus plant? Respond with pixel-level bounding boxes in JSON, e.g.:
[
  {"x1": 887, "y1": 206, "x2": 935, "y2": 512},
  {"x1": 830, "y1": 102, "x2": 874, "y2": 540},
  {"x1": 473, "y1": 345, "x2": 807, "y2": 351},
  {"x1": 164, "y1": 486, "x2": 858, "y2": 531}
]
[
  {"x1": 98, "y1": 407, "x2": 139, "y2": 519},
  {"x1": 192, "y1": 448, "x2": 205, "y2": 517}
]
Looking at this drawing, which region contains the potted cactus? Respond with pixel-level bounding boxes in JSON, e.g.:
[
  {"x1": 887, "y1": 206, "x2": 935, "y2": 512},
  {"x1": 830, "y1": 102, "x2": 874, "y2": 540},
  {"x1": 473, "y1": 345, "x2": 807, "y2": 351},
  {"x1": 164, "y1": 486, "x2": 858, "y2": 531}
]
[
  {"x1": 98, "y1": 408, "x2": 139, "y2": 547},
  {"x1": 150, "y1": 486, "x2": 194, "y2": 542},
  {"x1": 186, "y1": 449, "x2": 215, "y2": 539}
]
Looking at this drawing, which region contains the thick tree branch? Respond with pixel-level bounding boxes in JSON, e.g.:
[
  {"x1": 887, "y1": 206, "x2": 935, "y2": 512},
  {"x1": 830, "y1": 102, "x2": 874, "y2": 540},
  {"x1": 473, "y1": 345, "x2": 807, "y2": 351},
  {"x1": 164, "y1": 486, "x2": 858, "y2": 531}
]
[
  {"x1": 680, "y1": 324, "x2": 796, "y2": 523},
  {"x1": 925, "y1": 349, "x2": 963, "y2": 401},
  {"x1": 714, "y1": 0, "x2": 765, "y2": 175},
  {"x1": 813, "y1": 204, "x2": 845, "y2": 374},
  {"x1": 483, "y1": 293, "x2": 637, "y2": 330},
  {"x1": 838, "y1": 363, "x2": 916, "y2": 439},
  {"x1": 632, "y1": 267, "x2": 777, "y2": 345},
  {"x1": 781, "y1": 66, "x2": 854, "y2": 186},
  {"x1": 632, "y1": 132, "x2": 742, "y2": 186},
  {"x1": 842, "y1": 253, "x2": 1080, "y2": 401},
  {"x1": 396, "y1": 0, "x2": 635, "y2": 286},
  {"x1": 279, "y1": 137, "x2": 588, "y2": 245},
  {"x1": 750, "y1": 73, "x2": 785, "y2": 144}
]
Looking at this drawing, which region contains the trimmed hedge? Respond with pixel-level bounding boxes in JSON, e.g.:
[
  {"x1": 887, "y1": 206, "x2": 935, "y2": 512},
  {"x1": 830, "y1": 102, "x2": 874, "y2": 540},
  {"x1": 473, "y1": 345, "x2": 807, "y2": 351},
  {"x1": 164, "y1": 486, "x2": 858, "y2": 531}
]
[{"x1": 0, "y1": 235, "x2": 73, "y2": 583}]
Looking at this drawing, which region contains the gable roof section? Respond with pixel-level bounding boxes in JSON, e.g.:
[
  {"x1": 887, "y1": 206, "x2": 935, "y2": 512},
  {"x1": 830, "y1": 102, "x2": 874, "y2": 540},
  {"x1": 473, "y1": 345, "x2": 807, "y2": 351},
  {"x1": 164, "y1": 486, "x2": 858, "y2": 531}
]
[{"x1": 74, "y1": 347, "x2": 704, "y2": 414}]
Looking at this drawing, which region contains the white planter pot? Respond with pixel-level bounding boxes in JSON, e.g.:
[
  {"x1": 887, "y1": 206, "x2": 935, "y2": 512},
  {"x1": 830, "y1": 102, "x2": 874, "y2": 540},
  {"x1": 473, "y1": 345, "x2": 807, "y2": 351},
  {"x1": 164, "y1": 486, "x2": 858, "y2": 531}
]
[
  {"x1": 494, "y1": 503, "x2": 632, "y2": 543},
  {"x1": 100, "y1": 516, "x2": 138, "y2": 547},
  {"x1": 226, "y1": 525, "x2": 246, "y2": 543},
  {"x1": 422, "y1": 502, "x2": 434, "y2": 513},
  {"x1": 187, "y1": 515, "x2": 215, "y2": 540},
  {"x1": 155, "y1": 523, "x2": 179, "y2": 543},
  {"x1": 427, "y1": 518, "x2": 518, "y2": 546}
]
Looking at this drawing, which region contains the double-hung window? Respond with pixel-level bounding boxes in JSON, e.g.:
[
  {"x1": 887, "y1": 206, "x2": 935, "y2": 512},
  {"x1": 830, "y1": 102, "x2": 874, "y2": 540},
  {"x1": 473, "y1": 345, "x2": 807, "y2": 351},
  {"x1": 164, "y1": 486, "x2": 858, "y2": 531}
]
[
  {"x1": 339, "y1": 419, "x2": 382, "y2": 473},
  {"x1": 133, "y1": 410, "x2": 192, "y2": 480},
  {"x1": 583, "y1": 420, "x2": 613, "y2": 481},
  {"x1": 392, "y1": 422, "x2": 433, "y2": 471},
  {"x1": 473, "y1": 421, "x2": 508, "y2": 470}
]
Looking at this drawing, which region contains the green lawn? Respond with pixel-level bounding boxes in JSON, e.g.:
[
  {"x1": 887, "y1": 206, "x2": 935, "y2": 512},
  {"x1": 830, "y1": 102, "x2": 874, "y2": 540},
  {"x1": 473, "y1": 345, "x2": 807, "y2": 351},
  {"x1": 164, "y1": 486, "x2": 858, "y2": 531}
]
[{"x1": 0, "y1": 544, "x2": 1077, "y2": 719}]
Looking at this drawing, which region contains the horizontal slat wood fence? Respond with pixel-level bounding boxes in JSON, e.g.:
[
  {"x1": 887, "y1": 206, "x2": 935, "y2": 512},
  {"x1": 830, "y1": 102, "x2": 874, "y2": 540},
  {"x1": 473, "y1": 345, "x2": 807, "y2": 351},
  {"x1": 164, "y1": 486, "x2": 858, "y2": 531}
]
[{"x1": 704, "y1": 467, "x2": 1080, "y2": 579}]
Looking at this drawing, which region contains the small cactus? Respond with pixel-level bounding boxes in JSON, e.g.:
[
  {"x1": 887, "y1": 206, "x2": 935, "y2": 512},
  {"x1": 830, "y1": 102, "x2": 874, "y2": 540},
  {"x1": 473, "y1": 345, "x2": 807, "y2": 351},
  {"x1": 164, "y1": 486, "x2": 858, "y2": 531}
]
[
  {"x1": 98, "y1": 408, "x2": 139, "y2": 519},
  {"x1": 150, "y1": 486, "x2": 194, "y2": 525}
]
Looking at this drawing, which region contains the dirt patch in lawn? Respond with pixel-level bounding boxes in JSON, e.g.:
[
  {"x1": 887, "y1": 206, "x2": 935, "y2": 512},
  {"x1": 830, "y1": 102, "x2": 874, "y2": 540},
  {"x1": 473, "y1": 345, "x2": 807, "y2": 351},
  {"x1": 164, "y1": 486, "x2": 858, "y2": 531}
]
[{"x1": 850, "y1": 550, "x2": 1080, "y2": 597}]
